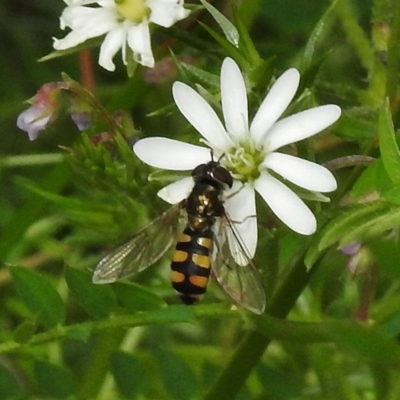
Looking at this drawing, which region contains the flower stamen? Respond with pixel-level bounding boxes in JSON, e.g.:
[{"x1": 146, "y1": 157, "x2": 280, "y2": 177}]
[{"x1": 115, "y1": 0, "x2": 150, "y2": 23}]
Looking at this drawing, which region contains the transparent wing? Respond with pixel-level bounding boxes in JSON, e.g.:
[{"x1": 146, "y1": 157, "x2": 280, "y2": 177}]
[
  {"x1": 93, "y1": 205, "x2": 183, "y2": 284},
  {"x1": 212, "y1": 212, "x2": 266, "y2": 314}
]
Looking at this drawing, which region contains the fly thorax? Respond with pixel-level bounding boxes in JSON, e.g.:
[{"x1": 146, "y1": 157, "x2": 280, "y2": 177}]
[{"x1": 187, "y1": 215, "x2": 211, "y2": 231}]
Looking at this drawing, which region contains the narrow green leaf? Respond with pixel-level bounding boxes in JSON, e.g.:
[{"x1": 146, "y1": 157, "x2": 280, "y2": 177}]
[
  {"x1": 141, "y1": 304, "x2": 197, "y2": 325},
  {"x1": 13, "y1": 320, "x2": 37, "y2": 343},
  {"x1": 34, "y1": 360, "x2": 78, "y2": 398},
  {"x1": 111, "y1": 350, "x2": 148, "y2": 398},
  {"x1": 198, "y1": 21, "x2": 249, "y2": 69},
  {"x1": 65, "y1": 267, "x2": 117, "y2": 319},
  {"x1": 382, "y1": 185, "x2": 400, "y2": 205},
  {"x1": 301, "y1": 0, "x2": 340, "y2": 70},
  {"x1": 113, "y1": 281, "x2": 166, "y2": 312},
  {"x1": 352, "y1": 158, "x2": 390, "y2": 198},
  {"x1": 0, "y1": 366, "x2": 21, "y2": 399},
  {"x1": 22, "y1": 181, "x2": 115, "y2": 214},
  {"x1": 369, "y1": 239, "x2": 400, "y2": 280},
  {"x1": 319, "y1": 202, "x2": 387, "y2": 249},
  {"x1": 340, "y1": 206, "x2": 400, "y2": 244},
  {"x1": 199, "y1": 0, "x2": 239, "y2": 47},
  {"x1": 232, "y1": 5, "x2": 262, "y2": 66},
  {"x1": 305, "y1": 202, "x2": 388, "y2": 267},
  {"x1": 378, "y1": 100, "x2": 400, "y2": 185},
  {"x1": 327, "y1": 322, "x2": 400, "y2": 365},
  {"x1": 257, "y1": 316, "x2": 400, "y2": 364},
  {"x1": 10, "y1": 267, "x2": 65, "y2": 329},
  {"x1": 333, "y1": 108, "x2": 377, "y2": 141},
  {"x1": 258, "y1": 364, "x2": 301, "y2": 400},
  {"x1": 179, "y1": 62, "x2": 220, "y2": 88},
  {"x1": 0, "y1": 165, "x2": 71, "y2": 264},
  {"x1": 39, "y1": 37, "x2": 102, "y2": 62},
  {"x1": 154, "y1": 348, "x2": 199, "y2": 400}
]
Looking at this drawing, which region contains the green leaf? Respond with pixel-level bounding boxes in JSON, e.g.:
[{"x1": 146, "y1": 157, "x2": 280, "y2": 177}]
[
  {"x1": 0, "y1": 165, "x2": 71, "y2": 264},
  {"x1": 13, "y1": 320, "x2": 37, "y2": 343},
  {"x1": 0, "y1": 365, "x2": 21, "y2": 399},
  {"x1": 382, "y1": 185, "x2": 400, "y2": 205},
  {"x1": 199, "y1": 0, "x2": 239, "y2": 47},
  {"x1": 21, "y1": 180, "x2": 116, "y2": 227},
  {"x1": 34, "y1": 360, "x2": 78, "y2": 398},
  {"x1": 333, "y1": 107, "x2": 377, "y2": 141},
  {"x1": 378, "y1": 100, "x2": 400, "y2": 185},
  {"x1": 65, "y1": 267, "x2": 117, "y2": 319},
  {"x1": 369, "y1": 239, "x2": 400, "y2": 279},
  {"x1": 198, "y1": 21, "x2": 249, "y2": 69},
  {"x1": 258, "y1": 364, "x2": 301, "y2": 400},
  {"x1": 305, "y1": 202, "x2": 388, "y2": 267},
  {"x1": 352, "y1": 158, "x2": 390, "y2": 198},
  {"x1": 301, "y1": 0, "x2": 340, "y2": 70},
  {"x1": 232, "y1": 5, "x2": 262, "y2": 66},
  {"x1": 113, "y1": 282, "x2": 166, "y2": 312},
  {"x1": 111, "y1": 350, "x2": 148, "y2": 398},
  {"x1": 154, "y1": 348, "x2": 199, "y2": 400},
  {"x1": 39, "y1": 37, "x2": 102, "y2": 62},
  {"x1": 257, "y1": 316, "x2": 400, "y2": 364},
  {"x1": 10, "y1": 267, "x2": 65, "y2": 329},
  {"x1": 179, "y1": 62, "x2": 220, "y2": 88},
  {"x1": 327, "y1": 322, "x2": 400, "y2": 365},
  {"x1": 339, "y1": 207, "x2": 400, "y2": 244}
]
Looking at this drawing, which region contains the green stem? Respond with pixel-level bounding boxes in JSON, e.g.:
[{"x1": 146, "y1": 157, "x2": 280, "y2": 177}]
[
  {"x1": 203, "y1": 250, "x2": 319, "y2": 400},
  {"x1": 0, "y1": 305, "x2": 237, "y2": 355},
  {"x1": 0, "y1": 153, "x2": 64, "y2": 168}
]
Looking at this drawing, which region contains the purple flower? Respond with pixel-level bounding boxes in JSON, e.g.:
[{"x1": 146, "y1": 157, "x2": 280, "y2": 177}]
[{"x1": 17, "y1": 104, "x2": 53, "y2": 141}]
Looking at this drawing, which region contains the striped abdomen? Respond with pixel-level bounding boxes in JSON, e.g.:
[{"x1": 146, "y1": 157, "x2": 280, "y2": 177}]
[{"x1": 171, "y1": 226, "x2": 213, "y2": 305}]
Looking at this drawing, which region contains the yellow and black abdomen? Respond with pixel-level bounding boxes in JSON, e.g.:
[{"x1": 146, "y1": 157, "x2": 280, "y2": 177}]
[{"x1": 171, "y1": 226, "x2": 213, "y2": 305}]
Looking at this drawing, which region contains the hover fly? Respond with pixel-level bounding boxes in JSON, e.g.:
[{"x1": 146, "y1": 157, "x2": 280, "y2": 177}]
[{"x1": 92, "y1": 160, "x2": 266, "y2": 314}]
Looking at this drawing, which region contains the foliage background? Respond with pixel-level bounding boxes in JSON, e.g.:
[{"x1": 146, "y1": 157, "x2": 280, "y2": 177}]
[{"x1": 2, "y1": 0, "x2": 400, "y2": 399}]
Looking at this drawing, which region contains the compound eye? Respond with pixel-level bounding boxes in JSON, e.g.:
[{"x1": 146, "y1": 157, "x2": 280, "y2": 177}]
[
  {"x1": 192, "y1": 163, "x2": 206, "y2": 179},
  {"x1": 213, "y1": 166, "x2": 233, "y2": 188}
]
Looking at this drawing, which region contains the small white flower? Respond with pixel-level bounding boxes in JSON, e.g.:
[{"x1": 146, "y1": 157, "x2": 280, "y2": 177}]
[
  {"x1": 53, "y1": 0, "x2": 190, "y2": 71},
  {"x1": 134, "y1": 58, "x2": 341, "y2": 259}
]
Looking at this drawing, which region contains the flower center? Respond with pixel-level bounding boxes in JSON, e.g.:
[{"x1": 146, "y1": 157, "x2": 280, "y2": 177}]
[
  {"x1": 224, "y1": 141, "x2": 266, "y2": 183},
  {"x1": 115, "y1": 0, "x2": 150, "y2": 23}
]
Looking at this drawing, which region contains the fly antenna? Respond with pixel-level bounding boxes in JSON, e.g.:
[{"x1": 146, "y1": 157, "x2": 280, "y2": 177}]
[{"x1": 217, "y1": 153, "x2": 226, "y2": 163}]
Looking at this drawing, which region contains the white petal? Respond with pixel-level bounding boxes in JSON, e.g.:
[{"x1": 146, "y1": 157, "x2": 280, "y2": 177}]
[
  {"x1": 172, "y1": 82, "x2": 234, "y2": 151},
  {"x1": 250, "y1": 68, "x2": 300, "y2": 143},
  {"x1": 157, "y1": 177, "x2": 194, "y2": 204},
  {"x1": 99, "y1": 27, "x2": 126, "y2": 71},
  {"x1": 266, "y1": 105, "x2": 341, "y2": 152},
  {"x1": 254, "y1": 173, "x2": 316, "y2": 235},
  {"x1": 262, "y1": 153, "x2": 337, "y2": 192},
  {"x1": 133, "y1": 137, "x2": 211, "y2": 170},
  {"x1": 220, "y1": 58, "x2": 248, "y2": 141},
  {"x1": 224, "y1": 182, "x2": 257, "y2": 261},
  {"x1": 126, "y1": 22, "x2": 154, "y2": 68},
  {"x1": 64, "y1": 0, "x2": 98, "y2": 5},
  {"x1": 54, "y1": 7, "x2": 117, "y2": 49},
  {"x1": 148, "y1": 0, "x2": 190, "y2": 27},
  {"x1": 16, "y1": 105, "x2": 51, "y2": 141}
]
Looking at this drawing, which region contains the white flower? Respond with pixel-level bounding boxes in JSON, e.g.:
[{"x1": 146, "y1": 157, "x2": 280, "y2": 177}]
[
  {"x1": 53, "y1": 0, "x2": 190, "y2": 71},
  {"x1": 133, "y1": 58, "x2": 341, "y2": 260}
]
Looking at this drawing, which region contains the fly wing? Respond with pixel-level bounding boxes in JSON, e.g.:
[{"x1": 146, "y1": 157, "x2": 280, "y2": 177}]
[
  {"x1": 93, "y1": 205, "x2": 183, "y2": 284},
  {"x1": 212, "y1": 213, "x2": 266, "y2": 314}
]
